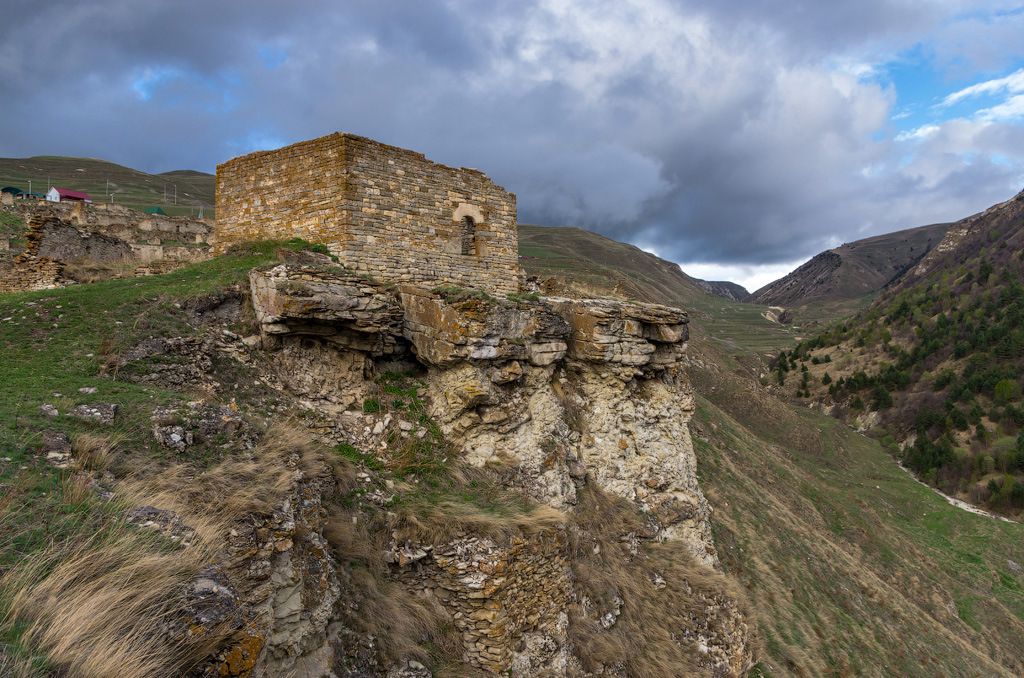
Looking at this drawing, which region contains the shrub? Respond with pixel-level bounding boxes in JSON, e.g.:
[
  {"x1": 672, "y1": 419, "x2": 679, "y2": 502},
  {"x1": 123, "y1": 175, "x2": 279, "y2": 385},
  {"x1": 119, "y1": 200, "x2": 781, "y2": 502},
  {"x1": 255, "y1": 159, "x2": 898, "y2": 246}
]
[
  {"x1": 994, "y1": 379, "x2": 1021, "y2": 404},
  {"x1": 506, "y1": 292, "x2": 541, "y2": 303},
  {"x1": 871, "y1": 385, "x2": 893, "y2": 410}
]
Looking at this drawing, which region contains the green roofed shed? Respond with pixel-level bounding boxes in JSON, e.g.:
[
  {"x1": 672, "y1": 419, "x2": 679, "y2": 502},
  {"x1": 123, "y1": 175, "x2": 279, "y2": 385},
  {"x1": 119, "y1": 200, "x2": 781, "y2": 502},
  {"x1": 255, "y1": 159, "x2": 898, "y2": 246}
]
[{"x1": 144, "y1": 206, "x2": 167, "y2": 215}]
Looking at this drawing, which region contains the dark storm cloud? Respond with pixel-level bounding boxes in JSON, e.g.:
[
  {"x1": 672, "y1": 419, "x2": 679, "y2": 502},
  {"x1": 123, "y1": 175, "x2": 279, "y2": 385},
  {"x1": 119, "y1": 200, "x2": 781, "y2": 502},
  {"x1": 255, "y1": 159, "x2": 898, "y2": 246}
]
[{"x1": 1, "y1": 0, "x2": 1022, "y2": 270}]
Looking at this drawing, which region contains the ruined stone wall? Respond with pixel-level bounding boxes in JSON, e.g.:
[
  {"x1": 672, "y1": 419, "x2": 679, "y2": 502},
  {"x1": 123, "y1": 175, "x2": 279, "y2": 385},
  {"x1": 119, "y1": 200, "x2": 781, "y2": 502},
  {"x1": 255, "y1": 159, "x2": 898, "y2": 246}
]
[
  {"x1": 0, "y1": 215, "x2": 67, "y2": 292},
  {"x1": 35, "y1": 220, "x2": 134, "y2": 263},
  {"x1": 215, "y1": 134, "x2": 349, "y2": 248},
  {"x1": 16, "y1": 201, "x2": 212, "y2": 263},
  {"x1": 216, "y1": 133, "x2": 520, "y2": 296},
  {"x1": 0, "y1": 252, "x2": 64, "y2": 293},
  {"x1": 393, "y1": 531, "x2": 572, "y2": 673},
  {"x1": 334, "y1": 134, "x2": 519, "y2": 296}
]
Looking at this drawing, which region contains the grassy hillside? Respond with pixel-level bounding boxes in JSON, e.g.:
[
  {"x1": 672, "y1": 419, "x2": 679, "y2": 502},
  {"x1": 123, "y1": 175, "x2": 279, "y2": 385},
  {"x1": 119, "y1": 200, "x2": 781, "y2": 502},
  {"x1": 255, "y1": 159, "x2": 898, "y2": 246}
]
[
  {"x1": 2, "y1": 223, "x2": 1022, "y2": 675},
  {"x1": 693, "y1": 362, "x2": 1024, "y2": 676},
  {"x1": 750, "y1": 222, "x2": 949, "y2": 312},
  {"x1": 781, "y1": 189, "x2": 1024, "y2": 517},
  {"x1": 518, "y1": 224, "x2": 797, "y2": 359},
  {"x1": 0, "y1": 156, "x2": 214, "y2": 217}
]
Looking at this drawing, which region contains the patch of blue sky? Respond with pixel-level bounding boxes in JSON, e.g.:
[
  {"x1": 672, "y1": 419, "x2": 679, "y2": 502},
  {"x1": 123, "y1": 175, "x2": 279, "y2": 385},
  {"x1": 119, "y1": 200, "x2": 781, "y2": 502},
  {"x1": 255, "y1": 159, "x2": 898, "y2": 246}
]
[
  {"x1": 878, "y1": 46, "x2": 1024, "y2": 136},
  {"x1": 132, "y1": 66, "x2": 183, "y2": 101},
  {"x1": 131, "y1": 65, "x2": 241, "y2": 114},
  {"x1": 258, "y1": 44, "x2": 288, "y2": 70},
  {"x1": 226, "y1": 131, "x2": 288, "y2": 156}
]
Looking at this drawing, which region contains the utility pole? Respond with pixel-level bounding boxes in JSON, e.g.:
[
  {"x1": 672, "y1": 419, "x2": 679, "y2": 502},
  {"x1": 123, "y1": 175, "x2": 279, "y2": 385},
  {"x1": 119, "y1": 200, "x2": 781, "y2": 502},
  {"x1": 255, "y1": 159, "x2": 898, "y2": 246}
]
[{"x1": 174, "y1": 184, "x2": 177, "y2": 205}]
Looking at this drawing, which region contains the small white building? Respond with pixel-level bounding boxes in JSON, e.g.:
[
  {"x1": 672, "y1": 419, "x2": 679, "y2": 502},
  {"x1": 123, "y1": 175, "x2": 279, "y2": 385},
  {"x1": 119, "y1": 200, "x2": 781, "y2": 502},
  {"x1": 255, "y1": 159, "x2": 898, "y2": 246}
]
[{"x1": 46, "y1": 187, "x2": 93, "y2": 203}]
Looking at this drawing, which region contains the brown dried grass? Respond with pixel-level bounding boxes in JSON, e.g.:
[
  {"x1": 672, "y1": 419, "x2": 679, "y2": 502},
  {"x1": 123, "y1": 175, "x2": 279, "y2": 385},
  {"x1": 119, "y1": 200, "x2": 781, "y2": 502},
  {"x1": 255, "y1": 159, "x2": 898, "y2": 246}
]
[
  {"x1": 1, "y1": 424, "x2": 326, "y2": 678},
  {"x1": 72, "y1": 432, "x2": 118, "y2": 472},
  {"x1": 1, "y1": 527, "x2": 223, "y2": 678},
  {"x1": 568, "y1": 486, "x2": 757, "y2": 676}
]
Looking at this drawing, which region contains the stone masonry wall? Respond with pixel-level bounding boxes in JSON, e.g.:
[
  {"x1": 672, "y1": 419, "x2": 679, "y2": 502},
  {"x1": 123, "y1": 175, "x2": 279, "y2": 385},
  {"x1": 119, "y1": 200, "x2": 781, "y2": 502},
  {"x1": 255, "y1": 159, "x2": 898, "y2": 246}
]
[
  {"x1": 0, "y1": 215, "x2": 67, "y2": 292},
  {"x1": 0, "y1": 252, "x2": 64, "y2": 293},
  {"x1": 216, "y1": 133, "x2": 520, "y2": 296},
  {"x1": 215, "y1": 134, "x2": 349, "y2": 249},
  {"x1": 15, "y1": 201, "x2": 212, "y2": 263}
]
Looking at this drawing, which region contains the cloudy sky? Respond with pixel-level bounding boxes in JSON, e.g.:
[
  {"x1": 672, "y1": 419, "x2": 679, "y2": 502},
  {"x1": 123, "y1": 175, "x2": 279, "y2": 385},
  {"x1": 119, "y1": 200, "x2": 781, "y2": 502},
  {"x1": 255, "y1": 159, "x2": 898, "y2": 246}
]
[{"x1": 2, "y1": 1, "x2": 1023, "y2": 290}]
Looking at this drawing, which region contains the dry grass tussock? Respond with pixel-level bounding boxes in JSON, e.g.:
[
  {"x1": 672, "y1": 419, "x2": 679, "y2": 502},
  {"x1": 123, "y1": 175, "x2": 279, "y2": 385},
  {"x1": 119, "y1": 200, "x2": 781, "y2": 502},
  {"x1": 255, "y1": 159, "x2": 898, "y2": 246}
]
[
  {"x1": 568, "y1": 486, "x2": 756, "y2": 676},
  {"x1": 61, "y1": 257, "x2": 140, "y2": 283},
  {"x1": 388, "y1": 466, "x2": 564, "y2": 545},
  {"x1": 0, "y1": 425, "x2": 324, "y2": 678},
  {"x1": 119, "y1": 423, "x2": 315, "y2": 544},
  {"x1": 1, "y1": 525, "x2": 225, "y2": 678},
  {"x1": 72, "y1": 432, "x2": 118, "y2": 472},
  {"x1": 0, "y1": 649, "x2": 41, "y2": 678}
]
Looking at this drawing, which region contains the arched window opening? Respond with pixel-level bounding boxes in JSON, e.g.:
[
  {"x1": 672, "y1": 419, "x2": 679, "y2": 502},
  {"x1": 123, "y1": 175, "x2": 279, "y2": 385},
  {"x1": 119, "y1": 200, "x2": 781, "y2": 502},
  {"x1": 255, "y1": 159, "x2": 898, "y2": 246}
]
[{"x1": 461, "y1": 215, "x2": 476, "y2": 255}]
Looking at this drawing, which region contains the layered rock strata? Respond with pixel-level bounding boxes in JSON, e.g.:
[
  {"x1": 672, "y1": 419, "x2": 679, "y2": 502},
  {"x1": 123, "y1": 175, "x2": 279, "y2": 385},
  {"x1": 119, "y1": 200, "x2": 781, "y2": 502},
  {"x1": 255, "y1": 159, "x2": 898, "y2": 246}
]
[{"x1": 247, "y1": 259, "x2": 748, "y2": 675}]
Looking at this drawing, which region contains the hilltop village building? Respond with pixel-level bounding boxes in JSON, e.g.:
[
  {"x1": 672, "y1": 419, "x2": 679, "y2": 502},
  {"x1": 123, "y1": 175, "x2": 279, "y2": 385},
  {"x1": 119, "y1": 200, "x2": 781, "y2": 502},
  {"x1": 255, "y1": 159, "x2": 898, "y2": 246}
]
[
  {"x1": 45, "y1": 187, "x2": 93, "y2": 203},
  {"x1": 215, "y1": 133, "x2": 521, "y2": 295}
]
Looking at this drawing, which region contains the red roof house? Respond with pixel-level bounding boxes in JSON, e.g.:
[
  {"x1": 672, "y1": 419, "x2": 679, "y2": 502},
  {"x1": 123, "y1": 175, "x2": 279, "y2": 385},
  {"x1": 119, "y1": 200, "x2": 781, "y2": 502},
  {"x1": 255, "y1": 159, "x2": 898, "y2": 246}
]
[{"x1": 46, "y1": 187, "x2": 93, "y2": 203}]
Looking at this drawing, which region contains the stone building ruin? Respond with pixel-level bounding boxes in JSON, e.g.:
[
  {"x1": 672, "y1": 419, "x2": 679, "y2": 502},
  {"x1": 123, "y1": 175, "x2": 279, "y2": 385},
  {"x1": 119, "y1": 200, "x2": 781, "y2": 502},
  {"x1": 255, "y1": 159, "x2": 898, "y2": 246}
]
[{"x1": 215, "y1": 133, "x2": 521, "y2": 295}]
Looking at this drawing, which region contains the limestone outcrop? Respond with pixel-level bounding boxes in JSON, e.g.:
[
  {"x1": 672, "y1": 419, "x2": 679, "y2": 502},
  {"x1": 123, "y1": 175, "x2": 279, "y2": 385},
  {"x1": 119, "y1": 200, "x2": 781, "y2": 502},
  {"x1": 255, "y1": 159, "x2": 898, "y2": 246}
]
[
  {"x1": 197, "y1": 460, "x2": 340, "y2": 678},
  {"x1": 245, "y1": 258, "x2": 752, "y2": 676},
  {"x1": 251, "y1": 260, "x2": 404, "y2": 355}
]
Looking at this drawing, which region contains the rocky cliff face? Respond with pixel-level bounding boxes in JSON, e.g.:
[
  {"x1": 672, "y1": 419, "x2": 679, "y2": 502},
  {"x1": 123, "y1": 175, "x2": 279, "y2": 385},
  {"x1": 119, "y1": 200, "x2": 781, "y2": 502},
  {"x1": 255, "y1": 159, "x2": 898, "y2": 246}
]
[
  {"x1": 695, "y1": 279, "x2": 749, "y2": 302},
  {"x1": 234, "y1": 253, "x2": 753, "y2": 675}
]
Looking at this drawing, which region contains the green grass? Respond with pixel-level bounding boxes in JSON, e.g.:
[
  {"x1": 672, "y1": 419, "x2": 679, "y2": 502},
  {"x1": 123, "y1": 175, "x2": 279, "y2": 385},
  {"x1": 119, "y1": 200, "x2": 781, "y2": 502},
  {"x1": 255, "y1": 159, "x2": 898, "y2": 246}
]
[
  {"x1": 0, "y1": 240, "x2": 338, "y2": 669},
  {"x1": 693, "y1": 361, "x2": 1024, "y2": 675},
  {"x1": 0, "y1": 240, "x2": 326, "y2": 565}
]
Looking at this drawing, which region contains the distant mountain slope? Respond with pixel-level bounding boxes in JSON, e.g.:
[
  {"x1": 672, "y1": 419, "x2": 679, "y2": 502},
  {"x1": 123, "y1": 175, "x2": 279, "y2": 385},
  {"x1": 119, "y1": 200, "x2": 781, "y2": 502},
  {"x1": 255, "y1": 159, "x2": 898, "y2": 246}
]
[
  {"x1": 694, "y1": 279, "x2": 749, "y2": 301},
  {"x1": 751, "y1": 222, "x2": 949, "y2": 307},
  {"x1": 517, "y1": 224, "x2": 796, "y2": 356},
  {"x1": 783, "y1": 187, "x2": 1024, "y2": 517},
  {"x1": 0, "y1": 156, "x2": 213, "y2": 216}
]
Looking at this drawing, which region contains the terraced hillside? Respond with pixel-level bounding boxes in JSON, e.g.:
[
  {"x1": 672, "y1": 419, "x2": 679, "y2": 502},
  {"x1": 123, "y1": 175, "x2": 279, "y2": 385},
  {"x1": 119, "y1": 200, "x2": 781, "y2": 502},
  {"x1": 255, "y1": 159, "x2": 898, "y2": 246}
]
[{"x1": 0, "y1": 156, "x2": 214, "y2": 217}]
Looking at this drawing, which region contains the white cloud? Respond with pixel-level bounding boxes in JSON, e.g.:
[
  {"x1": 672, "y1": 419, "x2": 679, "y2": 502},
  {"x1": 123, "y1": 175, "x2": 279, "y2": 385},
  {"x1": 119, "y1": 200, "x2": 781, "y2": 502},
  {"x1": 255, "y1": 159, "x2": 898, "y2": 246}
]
[
  {"x1": 939, "y1": 67, "x2": 1024, "y2": 107},
  {"x1": 1, "y1": 0, "x2": 1022, "y2": 271},
  {"x1": 679, "y1": 260, "x2": 808, "y2": 293},
  {"x1": 977, "y1": 93, "x2": 1024, "y2": 122},
  {"x1": 895, "y1": 124, "x2": 940, "y2": 141}
]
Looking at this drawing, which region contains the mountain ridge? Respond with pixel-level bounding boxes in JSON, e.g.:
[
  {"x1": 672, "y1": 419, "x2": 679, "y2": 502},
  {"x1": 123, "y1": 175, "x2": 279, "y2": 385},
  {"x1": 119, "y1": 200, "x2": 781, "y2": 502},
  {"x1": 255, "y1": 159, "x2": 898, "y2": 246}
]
[{"x1": 751, "y1": 221, "x2": 950, "y2": 308}]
